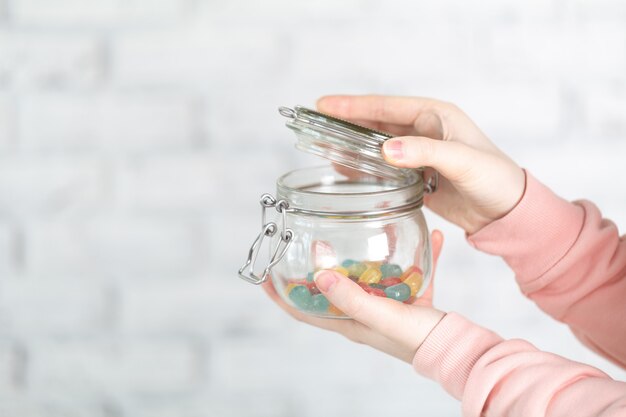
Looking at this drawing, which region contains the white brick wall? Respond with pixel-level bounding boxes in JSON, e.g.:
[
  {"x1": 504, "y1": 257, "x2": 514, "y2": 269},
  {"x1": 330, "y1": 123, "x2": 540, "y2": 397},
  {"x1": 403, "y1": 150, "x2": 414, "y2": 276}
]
[{"x1": 1, "y1": 0, "x2": 626, "y2": 416}]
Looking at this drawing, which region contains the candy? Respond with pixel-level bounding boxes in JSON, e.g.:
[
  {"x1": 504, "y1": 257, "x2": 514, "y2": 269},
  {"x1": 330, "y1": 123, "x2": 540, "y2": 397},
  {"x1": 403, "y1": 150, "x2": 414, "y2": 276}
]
[
  {"x1": 400, "y1": 266, "x2": 423, "y2": 280},
  {"x1": 380, "y1": 263, "x2": 403, "y2": 278},
  {"x1": 306, "y1": 282, "x2": 321, "y2": 295},
  {"x1": 283, "y1": 261, "x2": 425, "y2": 315},
  {"x1": 380, "y1": 277, "x2": 402, "y2": 287},
  {"x1": 403, "y1": 296, "x2": 417, "y2": 304},
  {"x1": 341, "y1": 259, "x2": 358, "y2": 268},
  {"x1": 288, "y1": 285, "x2": 313, "y2": 310},
  {"x1": 384, "y1": 283, "x2": 411, "y2": 302},
  {"x1": 401, "y1": 267, "x2": 423, "y2": 296},
  {"x1": 368, "y1": 283, "x2": 386, "y2": 290},
  {"x1": 327, "y1": 304, "x2": 344, "y2": 316},
  {"x1": 285, "y1": 283, "x2": 298, "y2": 294},
  {"x1": 333, "y1": 266, "x2": 350, "y2": 276},
  {"x1": 311, "y1": 294, "x2": 330, "y2": 312},
  {"x1": 358, "y1": 283, "x2": 386, "y2": 297},
  {"x1": 358, "y1": 267, "x2": 382, "y2": 284},
  {"x1": 346, "y1": 262, "x2": 367, "y2": 278}
]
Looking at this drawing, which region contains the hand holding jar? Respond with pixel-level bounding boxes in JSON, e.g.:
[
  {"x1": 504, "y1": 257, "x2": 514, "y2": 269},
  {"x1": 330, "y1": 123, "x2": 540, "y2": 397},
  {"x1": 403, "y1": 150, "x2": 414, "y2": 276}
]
[
  {"x1": 317, "y1": 95, "x2": 526, "y2": 235},
  {"x1": 263, "y1": 230, "x2": 445, "y2": 364}
]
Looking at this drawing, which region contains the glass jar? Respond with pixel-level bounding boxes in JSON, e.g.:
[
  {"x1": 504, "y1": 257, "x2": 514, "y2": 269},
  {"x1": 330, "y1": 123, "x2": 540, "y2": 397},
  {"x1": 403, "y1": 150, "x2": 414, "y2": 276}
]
[{"x1": 238, "y1": 106, "x2": 437, "y2": 319}]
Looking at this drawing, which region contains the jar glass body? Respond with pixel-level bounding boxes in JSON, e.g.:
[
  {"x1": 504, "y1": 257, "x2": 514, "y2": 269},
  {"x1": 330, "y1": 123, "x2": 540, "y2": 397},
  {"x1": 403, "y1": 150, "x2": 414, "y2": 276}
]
[{"x1": 270, "y1": 165, "x2": 431, "y2": 318}]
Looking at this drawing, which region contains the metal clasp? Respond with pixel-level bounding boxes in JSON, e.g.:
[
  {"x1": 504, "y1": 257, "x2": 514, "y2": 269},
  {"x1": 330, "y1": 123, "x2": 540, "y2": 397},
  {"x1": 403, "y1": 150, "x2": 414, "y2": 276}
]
[
  {"x1": 425, "y1": 171, "x2": 439, "y2": 194},
  {"x1": 238, "y1": 193, "x2": 294, "y2": 285}
]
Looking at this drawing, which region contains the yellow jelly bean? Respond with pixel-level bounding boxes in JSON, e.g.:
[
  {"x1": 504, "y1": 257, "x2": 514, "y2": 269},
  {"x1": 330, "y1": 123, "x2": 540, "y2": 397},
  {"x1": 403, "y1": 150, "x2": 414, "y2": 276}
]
[
  {"x1": 358, "y1": 267, "x2": 382, "y2": 284},
  {"x1": 401, "y1": 267, "x2": 423, "y2": 296},
  {"x1": 333, "y1": 266, "x2": 350, "y2": 276},
  {"x1": 284, "y1": 283, "x2": 298, "y2": 295}
]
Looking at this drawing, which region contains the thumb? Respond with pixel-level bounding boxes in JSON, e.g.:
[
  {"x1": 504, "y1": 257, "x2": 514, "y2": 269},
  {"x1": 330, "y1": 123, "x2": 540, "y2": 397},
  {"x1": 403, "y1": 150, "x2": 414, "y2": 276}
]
[
  {"x1": 382, "y1": 136, "x2": 488, "y2": 183},
  {"x1": 314, "y1": 270, "x2": 404, "y2": 329}
]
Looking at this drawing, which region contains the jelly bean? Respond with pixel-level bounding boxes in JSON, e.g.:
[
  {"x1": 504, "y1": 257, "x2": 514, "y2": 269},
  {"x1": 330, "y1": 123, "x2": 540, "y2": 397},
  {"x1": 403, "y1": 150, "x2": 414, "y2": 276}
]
[
  {"x1": 289, "y1": 285, "x2": 313, "y2": 310},
  {"x1": 348, "y1": 275, "x2": 360, "y2": 283},
  {"x1": 333, "y1": 266, "x2": 350, "y2": 276},
  {"x1": 384, "y1": 283, "x2": 411, "y2": 301},
  {"x1": 400, "y1": 266, "x2": 423, "y2": 280},
  {"x1": 285, "y1": 283, "x2": 298, "y2": 295},
  {"x1": 380, "y1": 277, "x2": 402, "y2": 287},
  {"x1": 306, "y1": 272, "x2": 315, "y2": 282},
  {"x1": 328, "y1": 304, "x2": 344, "y2": 316},
  {"x1": 312, "y1": 240, "x2": 337, "y2": 269},
  {"x1": 358, "y1": 283, "x2": 386, "y2": 297},
  {"x1": 364, "y1": 261, "x2": 383, "y2": 269},
  {"x1": 358, "y1": 267, "x2": 382, "y2": 284},
  {"x1": 306, "y1": 282, "x2": 321, "y2": 295},
  {"x1": 341, "y1": 259, "x2": 358, "y2": 268},
  {"x1": 311, "y1": 294, "x2": 330, "y2": 312},
  {"x1": 380, "y1": 263, "x2": 403, "y2": 278},
  {"x1": 403, "y1": 296, "x2": 417, "y2": 304},
  {"x1": 346, "y1": 262, "x2": 367, "y2": 278},
  {"x1": 402, "y1": 269, "x2": 423, "y2": 296},
  {"x1": 369, "y1": 283, "x2": 386, "y2": 290}
]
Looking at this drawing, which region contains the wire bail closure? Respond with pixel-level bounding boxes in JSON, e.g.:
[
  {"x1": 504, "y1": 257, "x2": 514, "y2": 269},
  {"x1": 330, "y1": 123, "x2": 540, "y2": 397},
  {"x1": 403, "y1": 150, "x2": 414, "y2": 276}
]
[{"x1": 238, "y1": 193, "x2": 293, "y2": 285}]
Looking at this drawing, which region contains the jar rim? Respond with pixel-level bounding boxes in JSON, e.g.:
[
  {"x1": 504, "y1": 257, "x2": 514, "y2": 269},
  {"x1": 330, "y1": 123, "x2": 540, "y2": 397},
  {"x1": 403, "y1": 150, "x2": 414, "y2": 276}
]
[{"x1": 276, "y1": 165, "x2": 424, "y2": 216}]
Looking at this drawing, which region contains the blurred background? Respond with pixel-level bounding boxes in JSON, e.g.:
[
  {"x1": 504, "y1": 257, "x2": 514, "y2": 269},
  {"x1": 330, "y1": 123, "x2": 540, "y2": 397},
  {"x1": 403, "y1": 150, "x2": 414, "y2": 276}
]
[{"x1": 1, "y1": 0, "x2": 626, "y2": 416}]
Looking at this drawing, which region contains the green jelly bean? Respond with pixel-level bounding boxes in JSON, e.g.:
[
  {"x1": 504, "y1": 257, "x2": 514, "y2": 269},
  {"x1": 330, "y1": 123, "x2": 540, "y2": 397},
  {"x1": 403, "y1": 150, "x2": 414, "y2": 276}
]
[
  {"x1": 306, "y1": 272, "x2": 315, "y2": 282},
  {"x1": 380, "y1": 263, "x2": 403, "y2": 278},
  {"x1": 384, "y1": 283, "x2": 411, "y2": 302},
  {"x1": 311, "y1": 294, "x2": 330, "y2": 312},
  {"x1": 347, "y1": 262, "x2": 367, "y2": 278},
  {"x1": 289, "y1": 285, "x2": 313, "y2": 310},
  {"x1": 341, "y1": 259, "x2": 358, "y2": 268}
]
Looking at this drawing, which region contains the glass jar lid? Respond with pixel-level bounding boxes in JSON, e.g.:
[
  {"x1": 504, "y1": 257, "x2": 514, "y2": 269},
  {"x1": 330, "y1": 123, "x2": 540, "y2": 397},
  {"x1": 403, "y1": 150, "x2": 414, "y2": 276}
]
[{"x1": 278, "y1": 105, "x2": 415, "y2": 181}]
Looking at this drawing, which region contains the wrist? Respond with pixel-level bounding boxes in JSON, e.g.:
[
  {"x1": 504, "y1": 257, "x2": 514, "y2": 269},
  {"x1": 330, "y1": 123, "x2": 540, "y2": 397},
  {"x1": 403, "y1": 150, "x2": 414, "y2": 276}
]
[{"x1": 465, "y1": 166, "x2": 527, "y2": 235}]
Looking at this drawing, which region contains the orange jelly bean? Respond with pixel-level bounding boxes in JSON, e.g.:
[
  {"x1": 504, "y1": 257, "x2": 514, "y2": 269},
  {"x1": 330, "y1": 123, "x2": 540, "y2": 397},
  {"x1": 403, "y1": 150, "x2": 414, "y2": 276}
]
[{"x1": 401, "y1": 266, "x2": 423, "y2": 296}]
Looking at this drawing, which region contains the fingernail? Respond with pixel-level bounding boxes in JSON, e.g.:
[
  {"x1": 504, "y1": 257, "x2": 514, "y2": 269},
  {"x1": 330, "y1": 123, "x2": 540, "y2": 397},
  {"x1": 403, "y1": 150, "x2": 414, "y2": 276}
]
[
  {"x1": 314, "y1": 271, "x2": 338, "y2": 292},
  {"x1": 383, "y1": 139, "x2": 404, "y2": 160}
]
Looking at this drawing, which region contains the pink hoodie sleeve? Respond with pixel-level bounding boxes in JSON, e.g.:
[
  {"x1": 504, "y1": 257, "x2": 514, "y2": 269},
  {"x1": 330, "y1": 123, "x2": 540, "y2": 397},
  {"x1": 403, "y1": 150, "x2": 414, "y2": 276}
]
[
  {"x1": 467, "y1": 171, "x2": 626, "y2": 367},
  {"x1": 413, "y1": 313, "x2": 626, "y2": 417},
  {"x1": 411, "y1": 171, "x2": 626, "y2": 416}
]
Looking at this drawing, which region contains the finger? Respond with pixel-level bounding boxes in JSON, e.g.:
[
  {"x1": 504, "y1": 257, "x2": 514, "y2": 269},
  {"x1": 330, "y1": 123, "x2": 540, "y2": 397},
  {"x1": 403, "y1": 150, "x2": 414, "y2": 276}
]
[
  {"x1": 317, "y1": 95, "x2": 446, "y2": 126},
  {"x1": 261, "y1": 279, "x2": 372, "y2": 339},
  {"x1": 349, "y1": 119, "x2": 415, "y2": 137},
  {"x1": 314, "y1": 270, "x2": 407, "y2": 333},
  {"x1": 382, "y1": 136, "x2": 496, "y2": 183},
  {"x1": 413, "y1": 229, "x2": 444, "y2": 306}
]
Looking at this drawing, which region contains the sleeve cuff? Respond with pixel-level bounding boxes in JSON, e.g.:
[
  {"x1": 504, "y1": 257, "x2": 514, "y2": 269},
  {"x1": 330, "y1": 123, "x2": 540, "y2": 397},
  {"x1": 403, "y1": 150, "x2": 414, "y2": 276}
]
[
  {"x1": 467, "y1": 170, "x2": 585, "y2": 286},
  {"x1": 412, "y1": 312, "x2": 502, "y2": 400}
]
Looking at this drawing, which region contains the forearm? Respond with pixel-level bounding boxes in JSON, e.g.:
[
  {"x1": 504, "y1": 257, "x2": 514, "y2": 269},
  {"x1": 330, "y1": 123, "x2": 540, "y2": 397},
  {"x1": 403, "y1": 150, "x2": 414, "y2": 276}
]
[
  {"x1": 413, "y1": 313, "x2": 626, "y2": 417},
  {"x1": 468, "y1": 171, "x2": 626, "y2": 366}
]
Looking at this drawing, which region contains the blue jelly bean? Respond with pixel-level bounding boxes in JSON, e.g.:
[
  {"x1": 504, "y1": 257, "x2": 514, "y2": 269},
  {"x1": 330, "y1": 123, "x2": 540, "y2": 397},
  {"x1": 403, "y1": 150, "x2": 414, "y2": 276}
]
[
  {"x1": 289, "y1": 285, "x2": 313, "y2": 310},
  {"x1": 384, "y1": 283, "x2": 411, "y2": 302},
  {"x1": 306, "y1": 272, "x2": 315, "y2": 282},
  {"x1": 311, "y1": 294, "x2": 330, "y2": 312},
  {"x1": 380, "y1": 263, "x2": 403, "y2": 278},
  {"x1": 341, "y1": 259, "x2": 358, "y2": 268}
]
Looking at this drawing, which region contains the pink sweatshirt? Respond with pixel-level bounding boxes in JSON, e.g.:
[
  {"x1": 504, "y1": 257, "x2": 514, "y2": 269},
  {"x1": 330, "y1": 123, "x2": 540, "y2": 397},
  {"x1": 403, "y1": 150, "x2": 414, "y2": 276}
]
[{"x1": 412, "y1": 171, "x2": 626, "y2": 416}]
